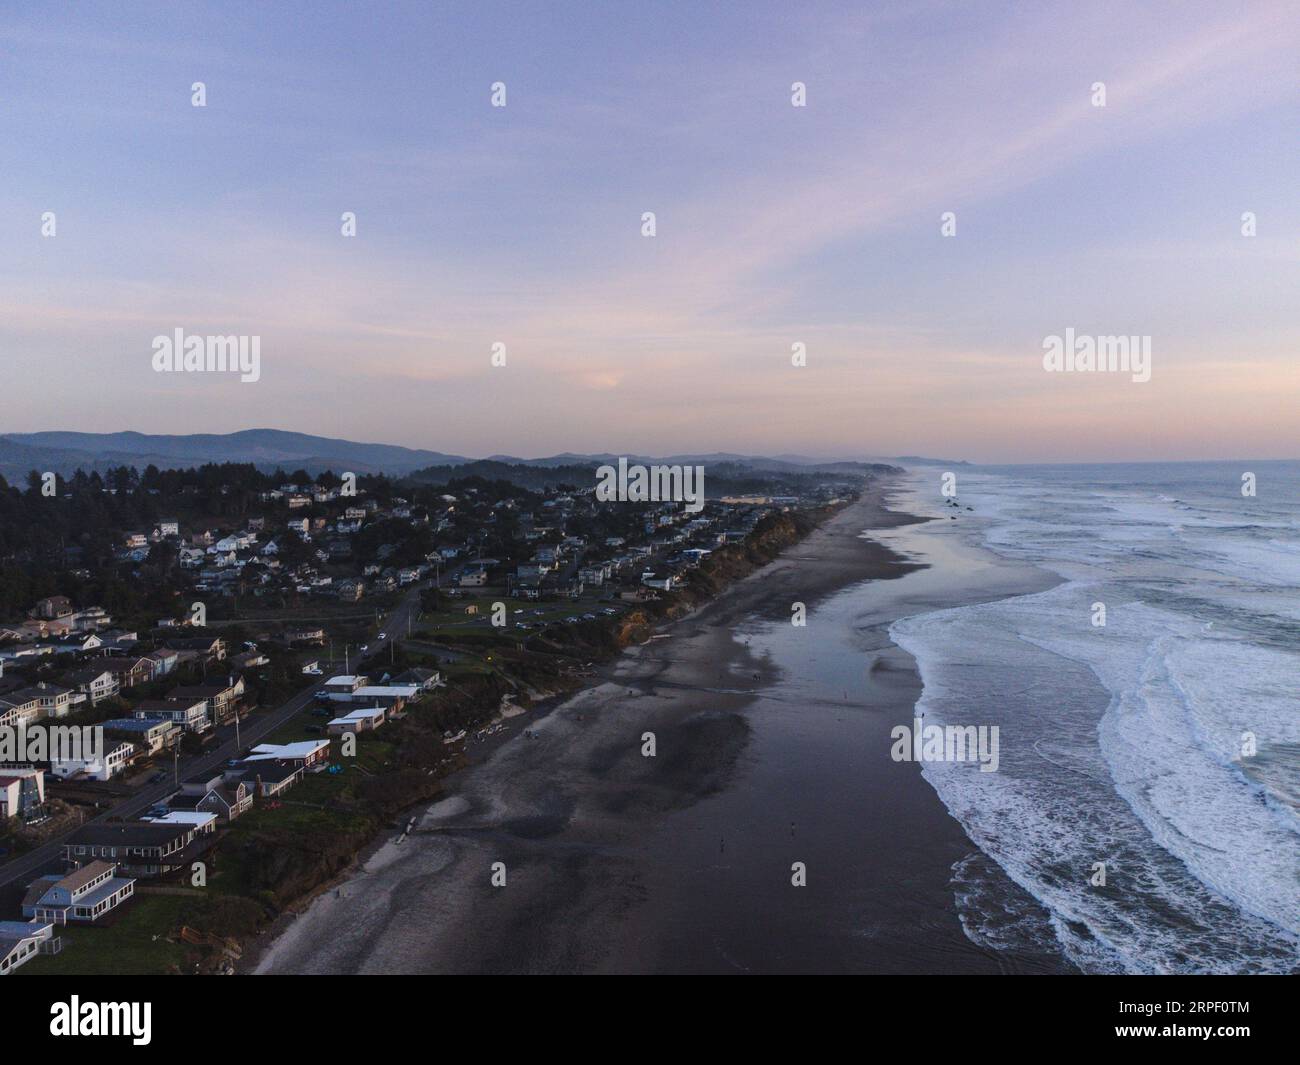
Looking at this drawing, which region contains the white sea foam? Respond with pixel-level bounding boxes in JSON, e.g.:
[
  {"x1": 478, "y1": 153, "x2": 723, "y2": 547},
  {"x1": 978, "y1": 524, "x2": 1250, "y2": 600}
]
[{"x1": 889, "y1": 464, "x2": 1300, "y2": 973}]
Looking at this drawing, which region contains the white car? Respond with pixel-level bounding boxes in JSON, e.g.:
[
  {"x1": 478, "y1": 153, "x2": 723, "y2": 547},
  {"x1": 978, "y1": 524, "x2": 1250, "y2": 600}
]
[
  {"x1": 303, "y1": 667, "x2": 323, "y2": 676},
  {"x1": 378, "y1": 632, "x2": 387, "y2": 640}
]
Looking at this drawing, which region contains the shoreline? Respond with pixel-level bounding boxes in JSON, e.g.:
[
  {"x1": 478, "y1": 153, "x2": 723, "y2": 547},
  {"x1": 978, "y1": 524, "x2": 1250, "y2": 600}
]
[
  {"x1": 241, "y1": 482, "x2": 914, "y2": 973},
  {"x1": 251, "y1": 475, "x2": 1067, "y2": 974},
  {"x1": 237, "y1": 486, "x2": 900, "y2": 975}
]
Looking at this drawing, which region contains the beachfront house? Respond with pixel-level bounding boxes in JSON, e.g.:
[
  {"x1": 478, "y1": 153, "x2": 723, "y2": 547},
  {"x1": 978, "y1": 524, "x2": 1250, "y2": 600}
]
[{"x1": 22, "y1": 861, "x2": 136, "y2": 923}]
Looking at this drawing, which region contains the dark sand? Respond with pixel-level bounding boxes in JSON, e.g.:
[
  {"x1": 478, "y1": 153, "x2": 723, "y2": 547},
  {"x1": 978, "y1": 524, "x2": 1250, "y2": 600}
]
[{"x1": 255, "y1": 478, "x2": 1070, "y2": 974}]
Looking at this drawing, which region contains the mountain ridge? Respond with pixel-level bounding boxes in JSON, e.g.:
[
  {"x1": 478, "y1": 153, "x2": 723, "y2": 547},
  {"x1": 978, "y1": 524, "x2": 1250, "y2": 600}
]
[{"x1": 0, "y1": 429, "x2": 926, "y2": 481}]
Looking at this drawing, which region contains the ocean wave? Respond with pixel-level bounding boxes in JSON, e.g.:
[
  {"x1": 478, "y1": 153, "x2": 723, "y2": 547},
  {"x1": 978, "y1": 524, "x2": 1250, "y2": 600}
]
[{"x1": 889, "y1": 465, "x2": 1300, "y2": 974}]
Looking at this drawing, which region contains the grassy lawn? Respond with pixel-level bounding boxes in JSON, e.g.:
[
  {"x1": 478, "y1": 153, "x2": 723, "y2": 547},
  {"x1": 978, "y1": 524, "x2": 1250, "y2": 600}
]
[{"x1": 21, "y1": 894, "x2": 190, "y2": 976}]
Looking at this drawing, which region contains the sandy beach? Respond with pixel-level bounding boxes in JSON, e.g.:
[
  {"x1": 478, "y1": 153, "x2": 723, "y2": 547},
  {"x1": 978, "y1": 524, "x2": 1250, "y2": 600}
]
[{"x1": 253, "y1": 477, "x2": 1070, "y2": 974}]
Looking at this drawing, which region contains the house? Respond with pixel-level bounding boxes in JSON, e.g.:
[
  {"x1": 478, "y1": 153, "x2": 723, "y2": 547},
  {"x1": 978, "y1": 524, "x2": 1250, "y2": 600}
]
[
  {"x1": 134, "y1": 697, "x2": 210, "y2": 733},
  {"x1": 322, "y1": 675, "x2": 368, "y2": 696},
  {"x1": 138, "y1": 810, "x2": 219, "y2": 835},
  {"x1": 167, "y1": 676, "x2": 244, "y2": 726},
  {"x1": 166, "y1": 635, "x2": 226, "y2": 661},
  {"x1": 62, "y1": 822, "x2": 214, "y2": 878},
  {"x1": 100, "y1": 656, "x2": 152, "y2": 690},
  {"x1": 336, "y1": 578, "x2": 364, "y2": 602},
  {"x1": 142, "y1": 648, "x2": 180, "y2": 677},
  {"x1": 225, "y1": 759, "x2": 304, "y2": 799},
  {"x1": 327, "y1": 705, "x2": 386, "y2": 735},
  {"x1": 22, "y1": 860, "x2": 135, "y2": 922},
  {"x1": 0, "y1": 767, "x2": 46, "y2": 819},
  {"x1": 3, "y1": 683, "x2": 82, "y2": 722},
  {"x1": 52, "y1": 631, "x2": 103, "y2": 654},
  {"x1": 390, "y1": 668, "x2": 442, "y2": 692},
  {"x1": 31, "y1": 596, "x2": 74, "y2": 620},
  {"x1": 72, "y1": 606, "x2": 113, "y2": 632},
  {"x1": 50, "y1": 741, "x2": 135, "y2": 782},
  {"x1": 229, "y1": 649, "x2": 270, "y2": 672},
  {"x1": 458, "y1": 568, "x2": 488, "y2": 587},
  {"x1": 328, "y1": 684, "x2": 420, "y2": 712},
  {"x1": 168, "y1": 774, "x2": 252, "y2": 823},
  {"x1": 0, "y1": 920, "x2": 60, "y2": 973},
  {"x1": 178, "y1": 546, "x2": 207, "y2": 569},
  {"x1": 243, "y1": 739, "x2": 330, "y2": 769},
  {"x1": 60, "y1": 668, "x2": 120, "y2": 706},
  {"x1": 26, "y1": 682, "x2": 80, "y2": 718},
  {"x1": 0, "y1": 692, "x2": 41, "y2": 729},
  {"x1": 101, "y1": 717, "x2": 178, "y2": 755}
]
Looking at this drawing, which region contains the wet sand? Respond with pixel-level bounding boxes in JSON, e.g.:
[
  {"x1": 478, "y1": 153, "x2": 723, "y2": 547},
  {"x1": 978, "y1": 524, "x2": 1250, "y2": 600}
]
[{"x1": 254, "y1": 478, "x2": 1070, "y2": 974}]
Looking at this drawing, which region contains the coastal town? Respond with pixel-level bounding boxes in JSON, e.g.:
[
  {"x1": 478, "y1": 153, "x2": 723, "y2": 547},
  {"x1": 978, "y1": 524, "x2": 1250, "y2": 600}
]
[{"x1": 0, "y1": 458, "x2": 864, "y2": 973}]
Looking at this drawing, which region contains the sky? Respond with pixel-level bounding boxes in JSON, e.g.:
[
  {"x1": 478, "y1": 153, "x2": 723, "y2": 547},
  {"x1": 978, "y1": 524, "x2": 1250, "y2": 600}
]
[{"x1": 0, "y1": 0, "x2": 1297, "y2": 463}]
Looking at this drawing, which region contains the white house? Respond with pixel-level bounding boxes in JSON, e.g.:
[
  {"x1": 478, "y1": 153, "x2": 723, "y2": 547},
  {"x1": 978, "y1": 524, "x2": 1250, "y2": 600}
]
[
  {"x1": 61, "y1": 668, "x2": 119, "y2": 706},
  {"x1": 327, "y1": 705, "x2": 386, "y2": 735},
  {"x1": 244, "y1": 739, "x2": 330, "y2": 768},
  {"x1": 0, "y1": 767, "x2": 46, "y2": 819},
  {"x1": 50, "y1": 741, "x2": 134, "y2": 782},
  {"x1": 0, "y1": 920, "x2": 60, "y2": 974},
  {"x1": 22, "y1": 861, "x2": 135, "y2": 924}
]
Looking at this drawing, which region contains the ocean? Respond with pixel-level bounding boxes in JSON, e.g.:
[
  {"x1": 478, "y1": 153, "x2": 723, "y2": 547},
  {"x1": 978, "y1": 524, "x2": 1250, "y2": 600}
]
[{"x1": 888, "y1": 460, "x2": 1300, "y2": 974}]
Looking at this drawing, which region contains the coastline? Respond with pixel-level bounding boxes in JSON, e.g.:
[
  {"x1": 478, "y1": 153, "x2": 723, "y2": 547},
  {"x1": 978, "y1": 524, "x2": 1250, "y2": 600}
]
[{"x1": 251, "y1": 475, "x2": 1070, "y2": 974}]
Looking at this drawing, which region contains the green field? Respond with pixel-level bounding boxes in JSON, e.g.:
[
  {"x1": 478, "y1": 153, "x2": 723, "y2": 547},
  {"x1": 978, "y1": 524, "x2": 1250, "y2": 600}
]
[{"x1": 21, "y1": 894, "x2": 191, "y2": 976}]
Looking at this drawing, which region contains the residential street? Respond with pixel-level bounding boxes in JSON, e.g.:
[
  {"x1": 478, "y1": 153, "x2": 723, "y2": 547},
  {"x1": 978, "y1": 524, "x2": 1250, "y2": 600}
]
[{"x1": 0, "y1": 585, "x2": 423, "y2": 893}]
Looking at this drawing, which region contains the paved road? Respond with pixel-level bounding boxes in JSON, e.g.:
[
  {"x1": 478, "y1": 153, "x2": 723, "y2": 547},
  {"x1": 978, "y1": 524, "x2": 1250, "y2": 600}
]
[{"x1": 0, "y1": 585, "x2": 423, "y2": 893}]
